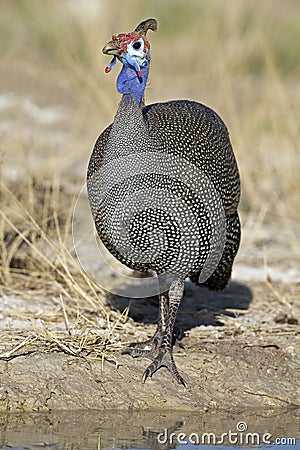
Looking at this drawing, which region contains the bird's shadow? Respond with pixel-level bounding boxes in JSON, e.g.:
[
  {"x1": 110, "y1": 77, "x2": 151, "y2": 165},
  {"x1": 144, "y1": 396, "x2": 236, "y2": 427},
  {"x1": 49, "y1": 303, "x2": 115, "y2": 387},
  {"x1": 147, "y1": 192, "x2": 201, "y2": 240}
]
[{"x1": 108, "y1": 280, "x2": 252, "y2": 332}]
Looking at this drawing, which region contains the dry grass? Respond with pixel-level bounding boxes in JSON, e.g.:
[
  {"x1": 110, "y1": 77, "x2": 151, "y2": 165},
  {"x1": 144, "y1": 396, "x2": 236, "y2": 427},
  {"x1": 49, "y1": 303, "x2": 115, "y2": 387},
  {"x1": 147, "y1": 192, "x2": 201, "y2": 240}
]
[
  {"x1": 0, "y1": 0, "x2": 299, "y2": 360},
  {"x1": 0, "y1": 179, "x2": 132, "y2": 361}
]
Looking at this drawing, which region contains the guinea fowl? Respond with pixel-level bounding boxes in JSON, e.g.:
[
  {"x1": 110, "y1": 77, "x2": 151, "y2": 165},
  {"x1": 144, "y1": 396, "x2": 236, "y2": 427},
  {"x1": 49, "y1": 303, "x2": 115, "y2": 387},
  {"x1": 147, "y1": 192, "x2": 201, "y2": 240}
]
[{"x1": 87, "y1": 19, "x2": 241, "y2": 387}]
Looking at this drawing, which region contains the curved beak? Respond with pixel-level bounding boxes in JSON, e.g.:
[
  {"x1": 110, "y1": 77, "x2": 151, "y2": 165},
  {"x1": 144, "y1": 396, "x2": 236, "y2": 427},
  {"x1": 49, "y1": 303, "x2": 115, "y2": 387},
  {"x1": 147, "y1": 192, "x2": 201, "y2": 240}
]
[{"x1": 102, "y1": 40, "x2": 122, "y2": 56}]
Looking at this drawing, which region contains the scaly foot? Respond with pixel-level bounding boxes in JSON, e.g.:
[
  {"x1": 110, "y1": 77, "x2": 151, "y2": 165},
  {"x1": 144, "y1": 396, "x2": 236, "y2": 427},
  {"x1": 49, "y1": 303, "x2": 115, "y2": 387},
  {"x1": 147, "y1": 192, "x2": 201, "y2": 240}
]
[
  {"x1": 122, "y1": 329, "x2": 163, "y2": 358},
  {"x1": 142, "y1": 348, "x2": 187, "y2": 388},
  {"x1": 122, "y1": 326, "x2": 184, "y2": 358}
]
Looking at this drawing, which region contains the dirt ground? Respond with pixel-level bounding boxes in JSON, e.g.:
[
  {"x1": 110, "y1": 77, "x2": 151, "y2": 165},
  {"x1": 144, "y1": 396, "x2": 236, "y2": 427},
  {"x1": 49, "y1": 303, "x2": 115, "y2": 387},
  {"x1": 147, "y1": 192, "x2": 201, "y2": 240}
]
[{"x1": 1, "y1": 276, "x2": 299, "y2": 412}]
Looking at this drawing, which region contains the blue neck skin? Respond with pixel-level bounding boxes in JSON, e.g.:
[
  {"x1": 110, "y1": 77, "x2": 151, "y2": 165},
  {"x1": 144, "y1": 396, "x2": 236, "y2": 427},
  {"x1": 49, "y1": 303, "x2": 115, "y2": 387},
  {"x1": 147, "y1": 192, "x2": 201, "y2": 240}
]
[{"x1": 116, "y1": 62, "x2": 149, "y2": 106}]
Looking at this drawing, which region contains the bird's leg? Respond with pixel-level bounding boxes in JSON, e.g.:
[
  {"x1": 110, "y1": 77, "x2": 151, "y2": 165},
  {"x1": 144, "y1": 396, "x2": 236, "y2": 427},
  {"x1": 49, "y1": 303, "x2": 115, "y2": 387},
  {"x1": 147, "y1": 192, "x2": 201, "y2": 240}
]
[
  {"x1": 122, "y1": 291, "x2": 169, "y2": 357},
  {"x1": 152, "y1": 290, "x2": 184, "y2": 348},
  {"x1": 143, "y1": 278, "x2": 187, "y2": 387}
]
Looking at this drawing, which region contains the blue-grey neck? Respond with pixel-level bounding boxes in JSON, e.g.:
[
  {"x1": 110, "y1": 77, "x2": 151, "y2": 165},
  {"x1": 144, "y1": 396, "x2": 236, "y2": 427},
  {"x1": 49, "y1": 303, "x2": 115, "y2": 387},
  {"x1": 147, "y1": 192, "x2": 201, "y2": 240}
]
[{"x1": 116, "y1": 63, "x2": 149, "y2": 106}]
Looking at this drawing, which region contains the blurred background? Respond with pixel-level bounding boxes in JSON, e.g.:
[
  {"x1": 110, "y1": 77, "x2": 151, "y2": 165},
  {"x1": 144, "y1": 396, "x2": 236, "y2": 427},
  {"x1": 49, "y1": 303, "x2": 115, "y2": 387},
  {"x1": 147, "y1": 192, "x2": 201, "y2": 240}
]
[{"x1": 0, "y1": 0, "x2": 299, "y2": 290}]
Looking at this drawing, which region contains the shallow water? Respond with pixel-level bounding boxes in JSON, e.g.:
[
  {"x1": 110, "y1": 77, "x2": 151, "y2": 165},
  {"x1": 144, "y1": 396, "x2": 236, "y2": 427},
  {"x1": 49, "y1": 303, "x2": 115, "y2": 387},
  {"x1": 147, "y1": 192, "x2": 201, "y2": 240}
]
[{"x1": 0, "y1": 409, "x2": 299, "y2": 450}]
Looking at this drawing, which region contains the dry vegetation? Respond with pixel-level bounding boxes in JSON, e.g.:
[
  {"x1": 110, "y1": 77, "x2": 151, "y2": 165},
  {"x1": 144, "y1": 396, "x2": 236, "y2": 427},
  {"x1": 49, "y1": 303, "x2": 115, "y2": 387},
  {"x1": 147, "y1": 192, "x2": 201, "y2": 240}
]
[{"x1": 0, "y1": 0, "x2": 299, "y2": 402}]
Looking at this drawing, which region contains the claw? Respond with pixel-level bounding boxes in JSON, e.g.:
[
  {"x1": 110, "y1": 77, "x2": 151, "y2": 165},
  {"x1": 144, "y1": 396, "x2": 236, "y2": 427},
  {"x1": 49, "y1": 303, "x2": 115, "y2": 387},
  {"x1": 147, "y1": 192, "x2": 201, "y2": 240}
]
[
  {"x1": 177, "y1": 374, "x2": 188, "y2": 389},
  {"x1": 142, "y1": 368, "x2": 151, "y2": 383}
]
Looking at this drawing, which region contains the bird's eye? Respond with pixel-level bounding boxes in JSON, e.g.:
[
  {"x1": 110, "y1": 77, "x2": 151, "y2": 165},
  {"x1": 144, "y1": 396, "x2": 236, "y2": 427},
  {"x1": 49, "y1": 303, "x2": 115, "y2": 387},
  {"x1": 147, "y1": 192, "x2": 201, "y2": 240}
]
[{"x1": 132, "y1": 41, "x2": 141, "y2": 50}]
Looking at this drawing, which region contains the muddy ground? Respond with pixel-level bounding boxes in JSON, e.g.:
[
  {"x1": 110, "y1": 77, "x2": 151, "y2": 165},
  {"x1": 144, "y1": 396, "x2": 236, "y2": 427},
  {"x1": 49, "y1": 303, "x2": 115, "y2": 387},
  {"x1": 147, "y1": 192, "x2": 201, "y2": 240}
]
[{"x1": 0, "y1": 275, "x2": 299, "y2": 412}]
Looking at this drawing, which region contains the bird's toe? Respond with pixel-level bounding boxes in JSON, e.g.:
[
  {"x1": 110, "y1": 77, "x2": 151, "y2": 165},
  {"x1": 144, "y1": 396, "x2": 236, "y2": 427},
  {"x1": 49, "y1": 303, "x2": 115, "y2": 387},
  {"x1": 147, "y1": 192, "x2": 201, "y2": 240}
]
[
  {"x1": 173, "y1": 326, "x2": 185, "y2": 349},
  {"x1": 142, "y1": 349, "x2": 187, "y2": 387},
  {"x1": 121, "y1": 338, "x2": 158, "y2": 358},
  {"x1": 122, "y1": 329, "x2": 165, "y2": 358},
  {"x1": 122, "y1": 344, "x2": 151, "y2": 358}
]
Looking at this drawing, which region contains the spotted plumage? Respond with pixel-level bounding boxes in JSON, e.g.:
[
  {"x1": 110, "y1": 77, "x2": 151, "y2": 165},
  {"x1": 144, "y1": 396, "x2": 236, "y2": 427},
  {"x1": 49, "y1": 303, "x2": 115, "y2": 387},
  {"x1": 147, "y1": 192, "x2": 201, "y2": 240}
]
[{"x1": 87, "y1": 19, "x2": 241, "y2": 387}]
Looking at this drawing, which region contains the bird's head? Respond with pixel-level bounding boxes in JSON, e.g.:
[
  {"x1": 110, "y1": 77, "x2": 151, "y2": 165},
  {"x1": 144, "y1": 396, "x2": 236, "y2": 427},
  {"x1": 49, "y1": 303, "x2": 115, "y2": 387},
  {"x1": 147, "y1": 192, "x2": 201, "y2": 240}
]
[
  {"x1": 103, "y1": 32, "x2": 150, "y2": 79},
  {"x1": 102, "y1": 19, "x2": 157, "y2": 84}
]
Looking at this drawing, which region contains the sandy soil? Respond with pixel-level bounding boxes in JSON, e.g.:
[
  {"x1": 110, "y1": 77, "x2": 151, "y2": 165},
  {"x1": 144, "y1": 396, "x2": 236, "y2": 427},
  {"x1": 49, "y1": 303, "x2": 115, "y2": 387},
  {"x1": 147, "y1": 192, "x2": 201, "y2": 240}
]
[{"x1": 0, "y1": 277, "x2": 299, "y2": 412}]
